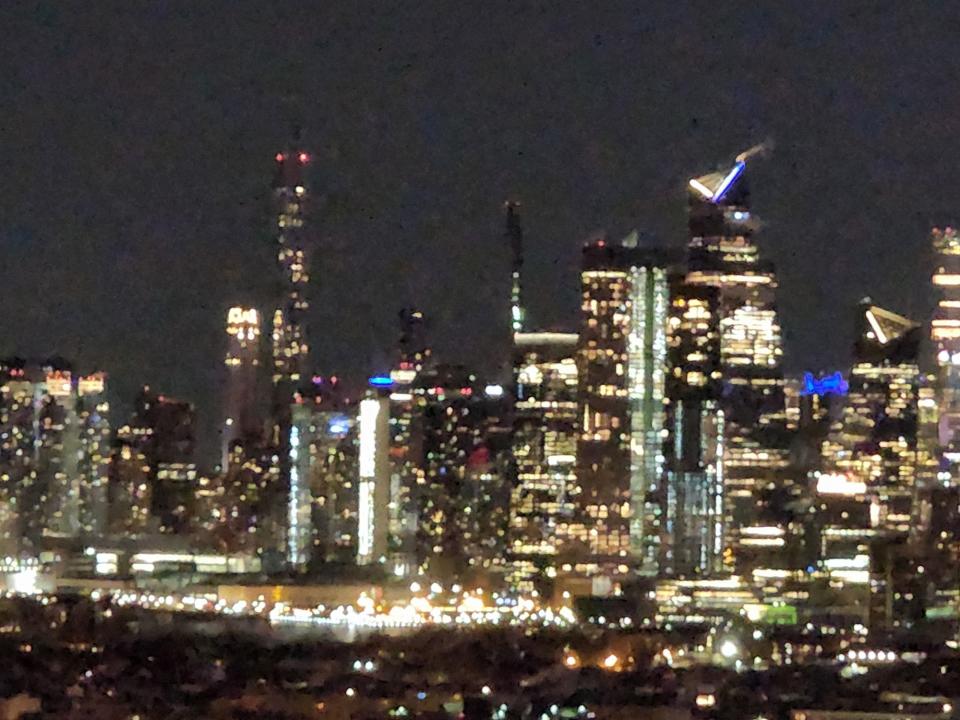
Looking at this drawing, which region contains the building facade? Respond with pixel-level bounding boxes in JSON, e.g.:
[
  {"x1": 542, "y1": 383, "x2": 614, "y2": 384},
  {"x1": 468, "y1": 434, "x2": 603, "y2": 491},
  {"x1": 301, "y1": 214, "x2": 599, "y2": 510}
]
[
  {"x1": 834, "y1": 302, "x2": 921, "y2": 534},
  {"x1": 415, "y1": 365, "x2": 509, "y2": 581},
  {"x1": 661, "y1": 282, "x2": 724, "y2": 576},
  {"x1": 576, "y1": 235, "x2": 673, "y2": 580},
  {"x1": 0, "y1": 361, "x2": 110, "y2": 548},
  {"x1": 684, "y1": 148, "x2": 790, "y2": 572},
  {"x1": 269, "y1": 140, "x2": 313, "y2": 568},
  {"x1": 222, "y1": 306, "x2": 262, "y2": 469},
  {"x1": 509, "y1": 331, "x2": 578, "y2": 592}
]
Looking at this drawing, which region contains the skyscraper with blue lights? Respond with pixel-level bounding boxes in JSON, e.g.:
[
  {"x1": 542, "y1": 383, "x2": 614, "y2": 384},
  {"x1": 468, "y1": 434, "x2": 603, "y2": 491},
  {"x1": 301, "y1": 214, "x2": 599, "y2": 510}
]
[{"x1": 683, "y1": 146, "x2": 790, "y2": 573}]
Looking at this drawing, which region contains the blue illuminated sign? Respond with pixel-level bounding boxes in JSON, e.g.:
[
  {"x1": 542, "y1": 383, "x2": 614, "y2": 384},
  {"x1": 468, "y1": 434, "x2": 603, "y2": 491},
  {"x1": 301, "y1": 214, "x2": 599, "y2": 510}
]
[
  {"x1": 368, "y1": 375, "x2": 394, "y2": 387},
  {"x1": 800, "y1": 371, "x2": 849, "y2": 396}
]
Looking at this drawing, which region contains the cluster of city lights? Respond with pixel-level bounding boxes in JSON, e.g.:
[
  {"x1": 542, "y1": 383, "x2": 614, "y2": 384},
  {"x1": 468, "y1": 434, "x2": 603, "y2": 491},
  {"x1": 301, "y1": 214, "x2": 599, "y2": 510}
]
[
  {"x1": 272, "y1": 587, "x2": 576, "y2": 629},
  {"x1": 78, "y1": 584, "x2": 576, "y2": 630}
]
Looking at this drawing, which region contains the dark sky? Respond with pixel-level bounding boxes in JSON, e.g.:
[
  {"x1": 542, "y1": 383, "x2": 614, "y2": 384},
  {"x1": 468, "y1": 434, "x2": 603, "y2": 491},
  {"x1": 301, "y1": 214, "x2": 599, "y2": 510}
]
[{"x1": 0, "y1": 2, "x2": 956, "y2": 463}]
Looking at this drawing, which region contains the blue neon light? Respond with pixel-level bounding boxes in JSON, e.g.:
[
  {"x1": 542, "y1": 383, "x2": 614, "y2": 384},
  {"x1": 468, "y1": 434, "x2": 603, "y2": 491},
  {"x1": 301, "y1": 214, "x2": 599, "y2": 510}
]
[
  {"x1": 368, "y1": 375, "x2": 394, "y2": 387},
  {"x1": 713, "y1": 161, "x2": 745, "y2": 203},
  {"x1": 800, "y1": 371, "x2": 849, "y2": 397},
  {"x1": 327, "y1": 414, "x2": 351, "y2": 436}
]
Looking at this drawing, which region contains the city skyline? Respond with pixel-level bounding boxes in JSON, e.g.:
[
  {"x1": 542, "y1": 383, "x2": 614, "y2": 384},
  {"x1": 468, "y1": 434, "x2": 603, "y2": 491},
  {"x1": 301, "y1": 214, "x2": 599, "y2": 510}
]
[
  {"x1": 8, "y1": 6, "x2": 960, "y2": 718},
  {"x1": 2, "y1": 3, "x2": 958, "y2": 460}
]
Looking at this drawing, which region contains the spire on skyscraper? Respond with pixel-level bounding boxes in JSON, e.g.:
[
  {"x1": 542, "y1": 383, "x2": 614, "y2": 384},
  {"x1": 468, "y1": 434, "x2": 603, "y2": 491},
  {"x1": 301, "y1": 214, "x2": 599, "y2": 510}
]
[{"x1": 505, "y1": 200, "x2": 525, "y2": 335}]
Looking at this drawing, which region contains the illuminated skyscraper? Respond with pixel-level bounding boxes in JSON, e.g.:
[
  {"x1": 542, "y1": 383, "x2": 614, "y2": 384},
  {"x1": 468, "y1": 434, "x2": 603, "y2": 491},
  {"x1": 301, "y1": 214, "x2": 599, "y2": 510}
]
[
  {"x1": 931, "y1": 226, "x2": 960, "y2": 474},
  {"x1": 387, "y1": 308, "x2": 431, "y2": 576},
  {"x1": 271, "y1": 145, "x2": 311, "y2": 389},
  {"x1": 35, "y1": 366, "x2": 82, "y2": 538},
  {"x1": 834, "y1": 302, "x2": 920, "y2": 534},
  {"x1": 814, "y1": 472, "x2": 874, "y2": 585},
  {"x1": 221, "y1": 306, "x2": 261, "y2": 468},
  {"x1": 398, "y1": 308, "x2": 430, "y2": 372},
  {"x1": 76, "y1": 373, "x2": 110, "y2": 536},
  {"x1": 0, "y1": 361, "x2": 109, "y2": 546},
  {"x1": 357, "y1": 393, "x2": 390, "y2": 566},
  {"x1": 283, "y1": 377, "x2": 355, "y2": 565},
  {"x1": 269, "y1": 137, "x2": 312, "y2": 568},
  {"x1": 576, "y1": 234, "x2": 673, "y2": 580},
  {"x1": 287, "y1": 402, "x2": 312, "y2": 567},
  {"x1": 685, "y1": 146, "x2": 790, "y2": 571},
  {"x1": 214, "y1": 304, "x2": 268, "y2": 555},
  {"x1": 790, "y1": 371, "x2": 848, "y2": 482},
  {"x1": 283, "y1": 378, "x2": 386, "y2": 569},
  {"x1": 914, "y1": 372, "x2": 941, "y2": 541},
  {"x1": 661, "y1": 282, "x2": 724, "y2": 576},
  {"x1": 924, "y1": 484, "x2": 960, "y2": 595},
  {"x1": 0, "y1": 361, "x2": 37, "y2": 546},
  {"x1": 118, "y1": 387, "x2": 197, "y2": 534},
  {"x1": 505, "y1": 201, "x2": 525, "y2": 334},
  {"x1": 415, "y1": 365, "x2": 509, "y2": 580},
  {"x1": 107, "y1": 438, "x2": 151, "y2": 537},
  {"x1": 509, "y1": 332, "x2": 578, "y2": 592}
]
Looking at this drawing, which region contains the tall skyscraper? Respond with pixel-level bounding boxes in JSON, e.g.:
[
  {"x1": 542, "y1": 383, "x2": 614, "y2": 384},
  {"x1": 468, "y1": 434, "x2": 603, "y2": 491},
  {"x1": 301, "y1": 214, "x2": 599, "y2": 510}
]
[
  {"x1": 931, "y1": 226, "x2": 960, "y2": 476},
  {"x1": 287, "y1": 402, "x2": 313, "y2": 568},
  {"x1": 684, "y1": 146, "x2": 790, "y2": 572},
  {"x1": 107, "y1": 438, "x2": 151, "y2": 538},
  {"x1": 0, "y1": 361, "x2": 37, "y2": 547},
  {"x1": 790, "y1": 371, "x2": 848, "y2": 476},
  {"x1": 36, "y1": 366, "x2": 82, "y2": 538},
  {"x1": 576, "y1": 234, "x2": 673, "y2": 580},
  {"x1": 833, "y1": 302, "x2": 921, "y2": 534},
  {"x1": 625, "y1": 238, "x2": 672, "y2": 575},
  {"x1": 118, "y1": 387, "x2": 197, "y2": 534},
  {"x1": 387, "y1": 308, "x2": 431, "y2": 576},
  {"x1": 271, "y1": 145, "x2": 311, "y2": 390},
  {"x1": 415, "y1": 365, "x2": 509, "y2": 581},
  {"x1": 661, "y1": 282, "x2": 724, "y2": 576},
  {"x1": 269, "y1": 137, "x2": 312, "y2": 569},
  {"x1": 76, "y1": 373, "x2": 110, "y2": 536},
  {"x1": 222, "y1": 306, "x2": 261, "y2": 468},
  {"x1": 509, "y1": 332, "x2": 579, "y2": 592},
  {"x1": 357, "y1": 392, "x2": 390, "y2": 566},
  {"x1": 285, "y1": 377, "x2": 356, "y2": 566},
  {"x1": 505, "y1": 201, "x2": 525, "y2": 334},
  {"x1": 0, "y1": 360, "x2": 109, "y2": 546}
]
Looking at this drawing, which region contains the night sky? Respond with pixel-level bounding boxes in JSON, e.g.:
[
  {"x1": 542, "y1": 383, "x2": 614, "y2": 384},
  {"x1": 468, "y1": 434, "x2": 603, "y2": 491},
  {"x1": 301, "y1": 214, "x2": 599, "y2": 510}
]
[{"x1": 0, "y1": 2, "x2": 956, "y2": 463}]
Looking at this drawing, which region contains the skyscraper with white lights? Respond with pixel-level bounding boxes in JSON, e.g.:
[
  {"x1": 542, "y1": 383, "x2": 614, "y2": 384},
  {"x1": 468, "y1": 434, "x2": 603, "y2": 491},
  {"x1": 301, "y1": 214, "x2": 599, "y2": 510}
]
[
  {"x1": 509, "y1": 331, "x2": 579, "y2": 592},
  {"x1": 932, "y1": 226, "x2": 960, "y2": 476},
  {"x1": 222, "y1": 306, "x2": 261, "y2": 468},
  {"x1": 576, "y1": 233, "x2": 673, "y2": 581},
  {"x1": 268, "y1": 135, "x2": 312, "y2": 568},
  {"x1": 684, "y1": 146, "x2": 790, "y2": 572}
]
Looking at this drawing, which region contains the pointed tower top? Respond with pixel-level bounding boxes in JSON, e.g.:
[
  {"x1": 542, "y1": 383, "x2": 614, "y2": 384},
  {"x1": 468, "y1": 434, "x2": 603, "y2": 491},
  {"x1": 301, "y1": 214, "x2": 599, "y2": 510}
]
[
  {"x1": 273, "y1": 123, "x2": 310, "y2": 190},
  {"x1": 854, "y1": 301, "x2": 921, "y2": 365},
  {"x1": 862, "y1": 304, "x2": 920, "y2": 346},
  {"x1": 688, "y1": 142, "x2": 771, "y2": 205}
]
